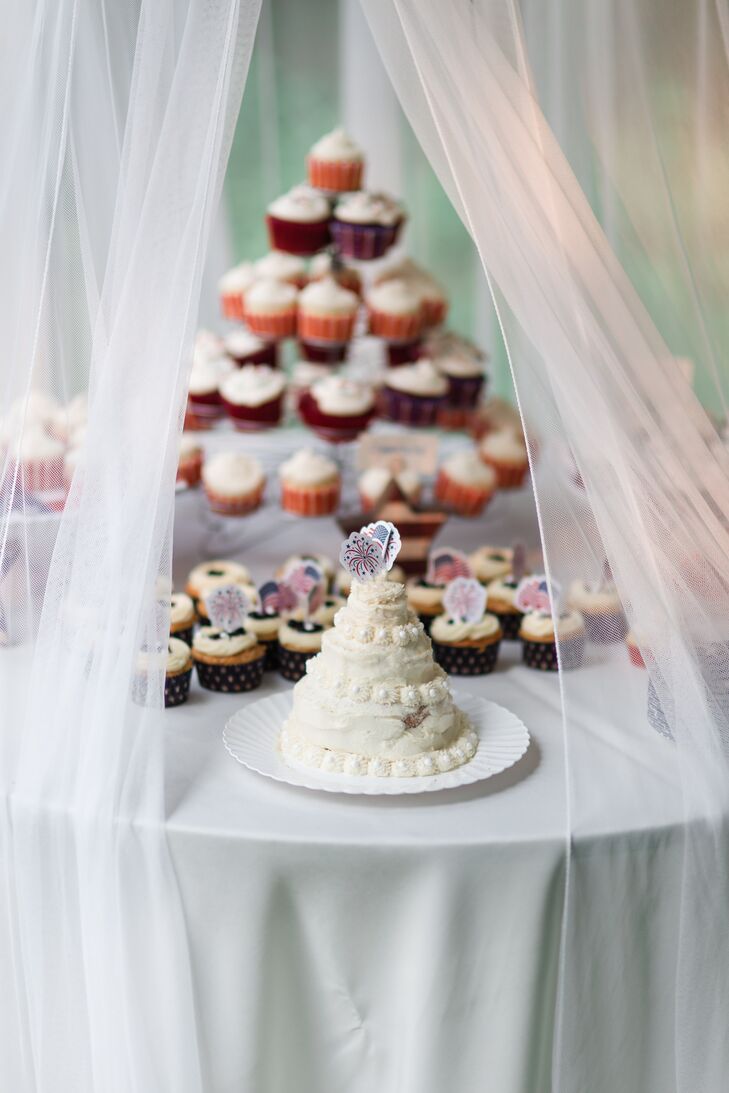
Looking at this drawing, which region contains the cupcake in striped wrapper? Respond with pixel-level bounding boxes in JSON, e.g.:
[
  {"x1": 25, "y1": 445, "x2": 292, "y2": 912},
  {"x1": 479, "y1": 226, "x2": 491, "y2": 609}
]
[
  {"x1": 479, "y1": 428, "x2": 529, "y2": 489},
  {"x1": 374, "y1": 258, "x2": 448, "y2": 329},
  {"x1": 279, "y1": 448, "x2": 341, "y2": 517},
  {"x1": 201, "y1": 452, "x2": 266, "y2": 517},
  {"x1": 244, "y1": 279, "x2": 299, "y2": 340},
  {"x1": 297, "y1": 276, "x2": 359, "y2": 346},
  {"x1": 367, "y1": 279, "x2": 424, "y2": 343},
  {"x1": 307, "y1": 128, "x2": 365, "y2": 193},
  {"x1": 430, "y1": 577, "x2": 502, "y2": 675},
  {"x1": 278, "y1": 619, "x2": 326, "y2": 682},
  {"x1": 435, "y1": 449, "x2": 497, "y2": 517},
  {"x1": 218, "y1": 261, "x2": 256, "y2": 322}
]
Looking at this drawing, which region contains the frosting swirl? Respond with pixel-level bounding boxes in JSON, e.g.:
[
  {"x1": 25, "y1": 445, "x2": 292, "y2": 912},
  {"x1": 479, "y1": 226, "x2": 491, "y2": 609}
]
[
  {"x1": 310, "y1": 128, "x2": 364, "y2": 162},
  {"x1": 202, "y1": 452, "x2": 265, "y2": 496},
  {"x1": 193, "y1": 625, "x2": 257, "y2": 657},
  {"x1": 334, "y1": 191, "x2": 402, "y2": 226},
  {"x1": 520, "y1": 610, "x2": 585, "y2": 641},
  {"x1": 441, "y1": 449, "x2": 497, "y2": 489},
  {"x1": 254, "y1": 250, "x2": 306, "y2": 282},
  {"x1": 219, "y1": 366, "x2": 285, "y2": 407},
  {"x1": 430, "y1": 613, "x2": 501, "y2": 643},
  {"x1": 299, "y1": 276, "x2": 359, "y2": 315},
  {"x1": 311, "y1": 376, "x2": 374, "y2": 415},
  {"x1": 385, "y1": 359, "x2": 447, "y2": 397},
  {"x1": 218, "y1": 262, "x2": 256, "y2": 294},
  {"x1": 245, "y1": 278, "x2": 298, "y2": 313},
  {"x1": 268, "y1": 185, "x2": 330, "y2": 222},
  {"x1": 279, "y1": 448, "x2": 339, "y2": 486},
  {"x1": 367, "y1": 278, "x2": 422, "y2": 315}
]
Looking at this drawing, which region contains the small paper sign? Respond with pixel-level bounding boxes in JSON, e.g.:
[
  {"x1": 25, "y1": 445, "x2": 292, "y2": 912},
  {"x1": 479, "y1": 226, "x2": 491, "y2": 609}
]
[
  {"x1": 362, "y1": 520, "x2": 401, "y2": 570},
  {"x1": 356, "y1": 432, "x2": 439, "y2": 475},
  {"x1": 514, "y1": 574, "x2": 557, "y2": 615},
  {"x1": 340, "y1": 531, "x2": 385, "y2": 582},
  {"x1": 258, "y1": 580, "x2": 298, "y2": 615},
  {"x1": 282, "y1": 562, "x2": 326, "y2": 621},
  {"x1": 426, "y1": 548, "x2": 472, "y2": 586},
  {"x1": 205, "y1": 584, "x2": 249, "y2": 633},
  {"x1": 443, "y1": 577, "x2": 486, "y2": 623}
]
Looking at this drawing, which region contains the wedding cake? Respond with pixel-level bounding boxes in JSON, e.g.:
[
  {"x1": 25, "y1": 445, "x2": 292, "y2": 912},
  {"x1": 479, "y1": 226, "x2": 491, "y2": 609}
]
[{"x1": 280, "y1": 571, "x2": 477, "y2": 777}]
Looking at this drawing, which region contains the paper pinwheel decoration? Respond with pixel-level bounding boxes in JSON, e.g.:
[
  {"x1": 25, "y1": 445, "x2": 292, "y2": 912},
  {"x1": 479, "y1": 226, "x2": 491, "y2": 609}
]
[
  {"x1": 426, "y1": 548, "x2": 472, "y2": 586},
  {"x1": 361, "y1": 520, "x2": 401, "y2": 571},
  {"x1": 205, "y1": 584, "x2": 250, "y2": 634},
  {"x1": 514, "y1": 574, "x2": 557, "y2": 615},
  {"x1": 443, "y1": 577, "x2": 487, "y2": 623}
]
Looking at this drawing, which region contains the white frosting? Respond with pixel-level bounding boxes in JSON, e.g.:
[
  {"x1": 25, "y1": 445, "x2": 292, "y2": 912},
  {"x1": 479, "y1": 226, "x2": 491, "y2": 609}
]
[
  {"x1": 567, "y1": 579, "x2": 623, "y2": 614},
  {"x1": 441, "y1": 449, "x2": 497, "y2": 489},
  {"x1": 377, "y1": 258, "x2": 445, "y2": 303},
  {"x1": 268, "y1": 185, "x2": 330, "y2": 222},
  {"x1": 310, "y1": 128, "x2": 364, "y2": 162},
  {"x1": 194, "y1": 329, "x2": 224, "y2": 361},
  {"x1": 279, "y1": 621, "x2": 325, "y2": 652},
  {"x1": 246, "y1": 613, "x2": 281, "y2": 641},
  {"x1": 282, "y1": 577, "x2": 469, "y2": 767},
  {"x1": 309, "y1": 252, "x2": 358, "y2": 281},
  {"x1": 311, "y1": 376, "x2": 374, "y2": 415},
  {"x1": 334, "y1": 191, "x2": 402, "y2": 226},
  {"x1": 188, "y1": 355, "x2": 232, "y2": 396},
  {"x1": 480, "y1": 428, "x2": 528, "y2": 464},
  {"x1": 430, "y1": 613, "x2": 501, "y2": 643},
  {"x1": 223, "y1": 329, "x2": 267, "y2": 358},
  {"x1": 187, "y1": 559, "x2": 252, "y2": 597},
  {"x1": 424, "y1": 330, "x2": 485, "y2": 363},
  {"x1": 406, "y1": 579, "x2": 445, "y2": 609},
  {"x1": 298, "y1": 276, "x2": 359, "y2": 315},
  {"x1": 254, "y1": 250, "x2": 307, "y2": 282},
  {"x1": 520, "y1": 610, "x2": 585, "y2": 641},
  {"x1": 219, "y1": 366, "x2": 284, "y2": 407},
  {"x1": 218, "y1": 261, "x2": 256, "y2": 293},
  {"x1": 279, "y1": 448, "x2": 339, "y2": 486},
  {"x1": 170, "y1": 593, "x2": 195, "y2": 627},
  {"x1": 193, "y1": 625, "x2": 257, "y2": 657},
  {"x1": 385, "y1": 360, "x2": 448, "y2": 397},
  {"x1": 167, "y1": 637, "x2": 192, "y2": 673},
  {"x1": 367, "y1": 278, "x2": 422, "y2": 315},
  {"x1": 486, "y1": 577, "x2": 520, "y2": 609},
  {"x1": 358, "y1": 466, "x2": 420, "y2": 502},
  {"x1": 289, "y1": 361, "x2": 331, "y2": 389},
  {"x1": 469, "y1": 547, "x2": 514, "y2": 583},
  {"x1": 179, "y1": 433, "x2": 201, "y2": 460},
  {"x1": 202, "y1": 452, "x2": 265, "y2": 496},
  {"x1": 245, "y1": 278, "x2": 298, "y2": 313},
  {"x1": 9, "y1": 428, "x2": 64, "y2": 462},
  {"x1": 435, "y1": 352, "x2": 484, "y2": 379}
]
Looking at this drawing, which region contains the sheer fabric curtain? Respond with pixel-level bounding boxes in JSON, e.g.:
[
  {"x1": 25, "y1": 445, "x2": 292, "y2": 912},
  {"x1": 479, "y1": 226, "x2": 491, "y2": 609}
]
[
  {"x1": 361, "y1": 1, "x2": 729, "y2": 1090},
  {"x1": 0, "y1": 1, "x2": 261, "y2": 1088}
]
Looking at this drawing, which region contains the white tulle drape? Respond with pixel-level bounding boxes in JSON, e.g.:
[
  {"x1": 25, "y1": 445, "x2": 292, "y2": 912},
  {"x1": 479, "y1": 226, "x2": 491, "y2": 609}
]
[
  {"x1": 361, "y1": 1, "x2": 729, "y2": 1090},
  {"x1": 0, "y1": 0, "x2": 260, "y2": 1088}
]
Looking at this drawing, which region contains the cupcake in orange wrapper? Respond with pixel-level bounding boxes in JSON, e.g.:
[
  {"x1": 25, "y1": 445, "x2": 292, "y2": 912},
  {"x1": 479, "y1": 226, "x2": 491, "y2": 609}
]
[
  {"x1": 307, "y1": 128, "x2": 365, "y2": 193},
  {"x1": 244, "y1": 278, "x2": 299, "y2": 340},
  {"x1": 253, "y1": 250, "x2": 307, "y2": 289},
  {"x1": 297, "y1": 276, "x2": 359, "y2": 345},
  {"x1": 479, "y1": 427, "x2": 529, "y2": 488},
  {"x1": 375, "y1": 258, "x2": 448, "y2": 329},
  {"x1": 366, "y1": 279, "x2": 423, "y2": 342},
  {"x1": 219, "y1": 366, "x2": 285, "y2": 431},
  {"x1": 299, "y1": 375, "x2": 376, "y2": 443},
  {"x1": 358, "y1": 465, "x2": 421, "y2": 510},
  {"x1": 8, "y1": 429, "x2": 65, "y2": 494},
  {"x1": 279, "y1": 448, "x2": 341, "y2": 517},
  {"x1": 177, "y1": 434, "x2": 203, "y2": 487},
  {"x1": 309, "y1": 249, "x2": 362, "y2": 296},
  {"x1": 435, "y1": 449, "x2": 497, "y2": 517},
  {"x1": 202, "y1": 451, "x2": 266, "y2": 516},
  {"x1": 266, "y1": 186, "x2": 332, "y2": 256},
  {"x1": 330, "y1": 191, "x2": 404, "y2": 260},
  {"x1": 218, "y1": 261, "x2": 256, "y2": 322}
]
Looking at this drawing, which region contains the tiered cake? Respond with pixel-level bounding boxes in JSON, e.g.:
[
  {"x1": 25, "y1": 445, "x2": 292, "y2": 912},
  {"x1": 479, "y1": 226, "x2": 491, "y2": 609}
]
[{"x1": 280, "y1": 575, "x2": 477, "y2": 777}]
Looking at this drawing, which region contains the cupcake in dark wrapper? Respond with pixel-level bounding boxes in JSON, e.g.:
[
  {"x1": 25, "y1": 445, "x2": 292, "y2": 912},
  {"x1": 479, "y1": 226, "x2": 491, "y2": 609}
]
[
  {"x1": 567, "y1": 579, "x2": 627, "y2": 644},
  {"x1": 192, "y1": 625, "x2": 266, "y2": 692},
  {"x1": 486, "y1": 577, "x2": 524, "y2": 641},
  {"x1": 519, "y1": 610, "x2": 585, "y2": 671},
  {"x1": 278, "y1": 620, "x2": 326, "y2": 682},
  {"x1": 164, "y1": 639, "x2": 193, "y2": 706},
  {"x1": 245, "y1": 611, "x2": 281, "y2": 670},
  {"x1": 430, "y1": 612, "x2": 502, "y2": 675},
  {"x1": 330, "y1": 191, "x2": 404, "y2": 260},
  {"x1": 379, "y1": 360, "x2": 448, "y2": 428},
  {"x1": 169, "y1": 592, "x2": 196, "y2": 647}
]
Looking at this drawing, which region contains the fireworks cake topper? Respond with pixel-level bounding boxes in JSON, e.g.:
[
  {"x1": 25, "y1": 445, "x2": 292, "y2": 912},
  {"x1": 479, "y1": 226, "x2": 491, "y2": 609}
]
[
  {"x1": 426, "y1": 547, "x2": 472, "y2": 586},
  {"x1": 339, "y1": 520, "x2": 401, "y2": 582},
  {"x1": 258, "y1": 579, "x2": 299, "y2": 616},
  {"x1": 205, "y1": 584, "x2": 250, "y2": 634},
  {"x1": 514, "y1": 574, "x2": 560, "y2": 615},
  {"x1": 443, "y1": 577, "x2": 487, "y2": 624}
]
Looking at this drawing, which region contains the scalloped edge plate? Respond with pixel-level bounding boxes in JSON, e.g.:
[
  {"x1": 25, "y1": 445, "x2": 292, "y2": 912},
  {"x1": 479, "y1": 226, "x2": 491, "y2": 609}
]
[{"x1": 223, "y1": 691, "x2": 530, "y2": 796}]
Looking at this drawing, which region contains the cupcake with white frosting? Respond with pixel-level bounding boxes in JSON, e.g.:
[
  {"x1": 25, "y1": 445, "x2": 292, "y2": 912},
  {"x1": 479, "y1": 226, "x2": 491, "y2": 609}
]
[
  {"x1": 567, "y1": 578, "x2": 627, "y2": 644},
  {"x1": 486, "y1": 576, "x2": 525, "y2": 641},
  {"x1": 279, "y1": 448, "x2": 341, "y2": 517},
  {"x1": 219, "y1": 366, "x2": 285, "y2": 431},
  {"x1": 469, "y1": 546, "x2": 514, "y2": 585},
  {"x1": 376, "y1": 258, "x2": 448, "y2": 328},
  {"x1": 367, "y1": 279, "x2": 423, "y2": 343},
  {"x1": 358, "y1": 466, "x2": 421, "y2": 510},
  {"x1": 7, "y1": 428, "x2": 64, "y2": 494},
  {"x1": 297, "y1": 276, "x2": 359, "y2": 345},
  {"x1": 519, "y1": 609, "x2": 585, "y2": 671},
  {"x1": 185, "y1": 559, "x2": 254, "y2": 618},
  {"x1": 177, "y1": 434, "x2": 203, "y2": 487},
  {"x1": 243, "y1": 279, "x2": 299, "y2": 340},
  {"x1": 187, "y1": 351, "x2": 234, "y2": 426},
  {"x1": 299, "y1": 375, "x2": 376, "y2": 443},
  {"x1": 218, "y1": 261, "x2": 256, "y2": 322},
  {"x1": 201, "y1": 452, "x2": 266, "y2": 516},
  {"x1": 169, "y1": 592, "x2": 196, "y2": 646},
  {"x1": 288, "y1": 361, "x2": 332, "y2": 412},
  {"x1": 307, "y1": 128, "x2": 365, "y2": 192},
  {"x1": 51, "y1": 392, "x2": 88, "y2": 443},
  {"x1": 380, "y1": 359, "x2": 448, "y2": 427},
  {"x1": 330, "y1": 190, "x2": 404, "y2": 260},
  {"x1": 435, "y1": 448, "x2": 497, "y2": 516},
  {"x1": 134, "y1": 636, "x2": 194, "y2": 708},
  {"x1": 253, "y1": 250, "x2": 307, "y2": 288},
  {"x1": 192, "y1": 622, "x2": 266, "y2": 693},
  {"x1": 308, "y1": 249, "x2": 362, "y2": 296},
  {"x1": 224, "y1": 328, "x2": 278, "y2": 369},
  {"x1": 278, "y1": 619, "x2": 327, "y2": 682},
  {"x1": 432, "y1": 341, "x2": 487, "y2": 430},
  {"x1": 266, "y1": 185, "x2": 331, "y2": 256},
  {"x1": 430, "y1": 610, "x2": 503, "y2": 676},
  {"x1": 479, "y1": 428, "x2": 529, "y2": 488}
]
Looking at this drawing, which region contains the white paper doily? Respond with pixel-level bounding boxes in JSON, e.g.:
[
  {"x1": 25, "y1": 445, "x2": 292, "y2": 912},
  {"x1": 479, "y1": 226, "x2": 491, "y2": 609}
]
[{"x1": 223, "y1": 691, "x2": 530, "y2": 796}]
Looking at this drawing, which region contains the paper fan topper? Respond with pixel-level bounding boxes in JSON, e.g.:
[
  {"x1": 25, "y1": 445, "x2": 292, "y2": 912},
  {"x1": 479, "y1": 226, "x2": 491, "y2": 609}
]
[
  {"x1": 443, "y1": 577, "x2": 487, "y2": 623},
  {"x1": 426, "y1": 547, "x2": 472, "y2": 586},
  {"x1": 281, "y1": 562, "x2": 325, "y2": 620},
  {"x1": 514, "y1": 574, "x2": 559, "y2": 615},
  {"x1": 340, "y1": 521, "x2": 401, "y2": 583},
  {"x1": 361, "y1": 520, "x2": 401, "y2": 570},
  {"x1": 205, "y1": 584, "x2": 250, "y2": 633},
  {"x1": 258, "y1": 579, "x2": 299, "y2": 616}
]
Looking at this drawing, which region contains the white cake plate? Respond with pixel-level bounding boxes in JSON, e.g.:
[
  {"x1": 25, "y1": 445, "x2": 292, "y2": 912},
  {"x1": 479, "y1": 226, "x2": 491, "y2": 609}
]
[{"x1": 223, "y1": 691, "x2": 530, "y2": 796}]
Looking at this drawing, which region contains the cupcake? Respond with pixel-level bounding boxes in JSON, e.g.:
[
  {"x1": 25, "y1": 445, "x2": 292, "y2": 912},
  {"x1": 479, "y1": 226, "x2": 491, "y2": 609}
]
[
  {"x1": 486, "y1": 576, "x2": 524, "y2": 641},
  {"x1": 358, "y1": 466, "x2": 421, "y2": 510},
  {"x1": 245, "y1": 610, "x2": 281, "y2": 670},
  {"x1": 266, "y1": 185, "x2": 331, "y2": 256},
  {"x1": 244, "y1": 279, "x2": 298, "y2": 340},
  {"x1": 6, "y1": 429, "x2": 64, "y2": 494},
  {"x1": 177, "y1": 434, "x2": 203, "y2": 487},
  {"x1": 224, "y1": 328, "x2": 278, "y2": 369},
  {"x1": 307, "y1": 128, "x2": 365, "y2": 192},
  {"x1": 253, "y1": 250, "x2": 307, "y2": 288},
  {"x1": 433, "y1": 348, "x2": 486, "y2": 431},
  {"x1": 519, "y1": 610, "x2": 586, "y2": 671},
  {"x1": 170, "y1": 592, "x2": 196, "y2": 646},
  {"x1": 567, "y1": 579, "x2": 627, "y2": 643},
  {"x1": 299, "y1": 375, "x2": 376, "y2": 443},
  {"x1": 288, "y1": 361, "x2": 332, "y2": 413},
  {"x1": 297, "y1": 276, "x2": 359, "y2": 345},
  {"x1": 430, "y1": 611, "x2": 502, "y2": 675},
  {"x1": 379, "y1": 359, "x2": 447, "y2": 427},
  {"x1": 469, "y1": 546, "x2": 514, "y2": 585},
  {"x1": 219, "y1": 366, "x2": 285, "y2": 431},
  {"x1": 278, "y1": 619, "x2": 326, "y2": 682},
  {"x1": 279, "y1": 448, "x2": 341, "y2": 517},
  {"x1": 479, "y1": 428, "x2": 529, "y2": 488},
  {"x1": 309, "y1": 250, "x2": 362, "y2": 295},
  {"x1": 277, "y1": 552, "x2": 335, "y2": 591},
  {"x1": 163, "y1": 638, "x2": 194, "y2": 707},
  {"x1": 186, "y1": 559, "x2": 253, "y2": 618},
  {"x1": 330, "y1": 191, "x2": 404, "y2": 260},
  {"x1": 376, "y1": 258, "x2": 448, "y2": 328},
  {"x1": 366, "y1": 279, "x2": 423, "y2": 343},
  {"x1": 626, "y1": 630, "x2": 646, "y2": 668},
  {"x1": 187, "y1": 352, "x2": 233, "y2": 425},
  {"x1": 406, "y1": 577, "x2": 447, "y2": 634},
  {"x1": 192, "y1": 625, "x2": 266, "y2": 693},
  {"x1": 435, "y1": 449, "x2": 497, "y2": 516},
  {"x1": 50, "y1": 392, "x2": 88, "y2": 443},
  {"x1": 218, "y1": 261, "x2": 256, "y2": 322},
  {"x1": 201, "y1": 452, "x2": 266, "y2": 516}
]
